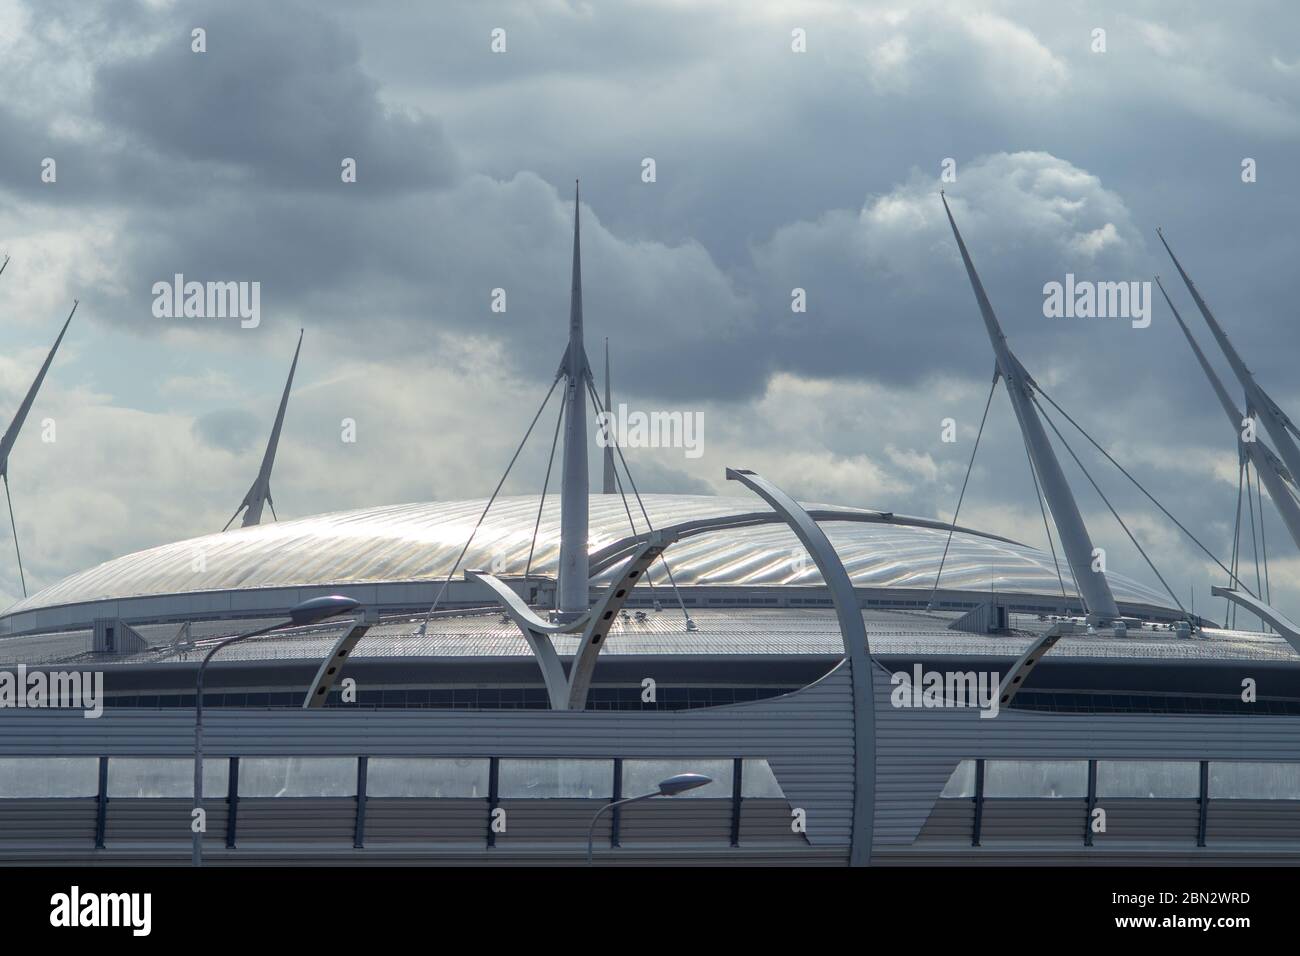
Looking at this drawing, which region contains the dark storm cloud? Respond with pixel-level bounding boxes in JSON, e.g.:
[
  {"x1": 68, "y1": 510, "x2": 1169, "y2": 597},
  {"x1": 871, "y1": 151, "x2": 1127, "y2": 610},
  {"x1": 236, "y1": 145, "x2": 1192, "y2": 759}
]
[
  {"x1": 93, "y1": 1, "x2": 458, "y2": 193},
  {"x1": 3, "y1": 0, "x2": 1300, "y2": 616},
  {"x1": 191, "y1": 407, "x2": 260, "y2": 453}
]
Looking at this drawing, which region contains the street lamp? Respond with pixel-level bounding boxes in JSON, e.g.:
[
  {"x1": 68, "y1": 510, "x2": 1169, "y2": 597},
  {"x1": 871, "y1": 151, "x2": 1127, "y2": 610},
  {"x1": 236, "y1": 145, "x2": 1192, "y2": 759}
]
[
  {"x1": 191, "y1": 595, "x2": 360, "y2": 866},
  {"x1": 586, "y1": 772, "x2": 712, "y2": 864}
]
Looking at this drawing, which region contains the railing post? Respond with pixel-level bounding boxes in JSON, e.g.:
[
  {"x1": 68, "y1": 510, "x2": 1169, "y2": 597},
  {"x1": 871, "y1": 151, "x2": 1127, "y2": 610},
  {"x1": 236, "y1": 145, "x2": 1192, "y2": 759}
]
[
  {"x1": 729, "y1": 759, "x2": 743, "y2": 847},
  {"x1": 1084, "y1": 759, "x2": 1097, "y2": 847},
  {"x1": 225, "y1": 757, "x2": 239, "y2": 849},
  {"x1": 1197, "y1": 760, "x2": 1210, "y2": 848},
  {"x1": 486, "y1": 757, "x2": 500, "y2": 848},
  {"x1": 354, "y1": 756, "x2": 368, "y2": 849},
  {"x1": 94, "y1": 756, "x2": 109, "y2": 849},
  {"x1": 610, "y1": 758, "x2": 623, "y2": 848}
]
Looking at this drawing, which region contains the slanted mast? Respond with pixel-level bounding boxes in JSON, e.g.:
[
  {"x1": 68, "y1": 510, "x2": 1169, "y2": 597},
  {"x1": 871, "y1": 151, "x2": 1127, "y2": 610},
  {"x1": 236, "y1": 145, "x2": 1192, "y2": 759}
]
[
  {"x1": 941, "y1": 193, "x2": 1120, "y2": 624},
  {"x1": 1157, "y1": 277, "x2": 1300, "y2": 551},
  {"x1": 1158, "y1": 230, "x2": 1300, "y2": 493},
  {"x1": 225, "y1": 329, "x2": 302, "y2": 530}
]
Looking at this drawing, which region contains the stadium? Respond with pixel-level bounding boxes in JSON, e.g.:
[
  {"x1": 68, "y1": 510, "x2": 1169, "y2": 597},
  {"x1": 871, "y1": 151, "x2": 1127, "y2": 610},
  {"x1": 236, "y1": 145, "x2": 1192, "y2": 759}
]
[{"x1": 1, "y1": 192, "x2": 1299, "y2": 866}]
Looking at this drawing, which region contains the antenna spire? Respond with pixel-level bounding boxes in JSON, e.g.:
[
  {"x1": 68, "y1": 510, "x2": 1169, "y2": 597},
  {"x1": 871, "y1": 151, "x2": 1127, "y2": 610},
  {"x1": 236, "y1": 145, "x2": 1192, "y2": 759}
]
[
  {"x1": 556, "y1": 181, "x2": 591, "y2": 615},
  {"x1": 224, "y1": 329, "x2": 303, "y2": 530}
]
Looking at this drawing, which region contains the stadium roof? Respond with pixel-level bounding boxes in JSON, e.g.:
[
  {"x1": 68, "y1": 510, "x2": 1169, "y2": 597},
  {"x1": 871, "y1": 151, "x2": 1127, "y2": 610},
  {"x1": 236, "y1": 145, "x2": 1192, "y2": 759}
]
[{"x1": 2, "y1": 494, "x2": 1172, "y2": 623}]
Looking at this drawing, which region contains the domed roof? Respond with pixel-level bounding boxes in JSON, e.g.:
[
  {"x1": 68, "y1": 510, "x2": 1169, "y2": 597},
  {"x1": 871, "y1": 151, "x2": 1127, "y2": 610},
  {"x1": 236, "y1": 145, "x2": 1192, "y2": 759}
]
[{"x1": 3, "y1": 494, "x2": 1172, "y2": 617}]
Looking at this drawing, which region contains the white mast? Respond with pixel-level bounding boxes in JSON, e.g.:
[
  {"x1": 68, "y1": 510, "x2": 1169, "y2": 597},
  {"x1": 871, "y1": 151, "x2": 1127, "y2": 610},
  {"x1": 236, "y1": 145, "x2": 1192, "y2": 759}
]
[
  {"x1": 602, "y1": 338, "x2": 616, "y2": 494},
  {"x1": 225, "y1": 329, "x2": 302, "y2": 530},
  {"x1": 942, "y1": 194, "x2": 1119, "y2": 624},
  {"x1": 0, "y1": 302, "x2": 75, "y2": 482},
  {"x1": 1157, "y1": 278, "x2": 1300, "y2": 550},
  {"x1": 1158, "y1": 230, "x2": 1300, "y2": 492},
  {"x1": 557, "y1": 182, "x2": 590, "y2": 615},
  {"x1": 0, "y1": 301, "x2": 76, "y2": 597}
]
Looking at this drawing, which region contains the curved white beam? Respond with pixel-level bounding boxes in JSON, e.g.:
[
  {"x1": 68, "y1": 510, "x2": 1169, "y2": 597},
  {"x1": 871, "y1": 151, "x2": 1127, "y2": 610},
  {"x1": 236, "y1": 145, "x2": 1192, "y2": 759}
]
[
  {"x1": 566, "y1": 537, "x2": 668, "y2": 709},
  {"x1": 464, "y1": 569, "x2": 573, "y2": 707},
  {"x1": 725, "y1": 467, "x2": 874, "y2": 867},
  {"x1": 588, "y1": 507, "x2": 1025, "y2": 576},
  {"x1": 301, "y1": 622, "x2": 370, "y2": 708},
  {"x1": 470, "y1": 536, "x2": 676, "y2": 711},
  {"x1": 463, "y1": 569, "x2": 589, "y2": 635},
  {"x1": 996, "y1": 631, "x2": 1062, "y2": 709},
  {"x1": 1211, "y1": 586, "x2": 1300, "y2": 655}
]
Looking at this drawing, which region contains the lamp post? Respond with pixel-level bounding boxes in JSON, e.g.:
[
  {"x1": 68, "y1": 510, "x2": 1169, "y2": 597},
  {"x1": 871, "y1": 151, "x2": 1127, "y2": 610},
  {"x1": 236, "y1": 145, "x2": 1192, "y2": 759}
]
[
  {"x1": 191, "y1": 595, "x2": 360, "y2": 866},
  {"x1": 586, "y1": 772, "x2": 712, "y2": 864}
]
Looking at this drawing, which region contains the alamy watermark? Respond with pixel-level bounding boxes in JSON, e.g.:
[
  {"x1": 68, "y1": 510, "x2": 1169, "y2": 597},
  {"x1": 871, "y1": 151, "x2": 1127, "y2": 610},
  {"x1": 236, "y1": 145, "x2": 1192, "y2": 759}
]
[
  {"x1": 1042, "y1": 274, "x2": 1151, "y2": 329},
  {"x1": 596, "y1": 403, "x2": 704, "y2": 459},
  {"x1": 151, "y1": 274, "x2": 261, "y2": 328},
  {"x1": 50, "y1": 886, "x2": 150, "y2": 935},
  {"x1": 890, "y1": 664, "x2": 1001, "y2": 718},
  {"x1": 0, "y1": 666, "x2": 104, "y2": 718}
]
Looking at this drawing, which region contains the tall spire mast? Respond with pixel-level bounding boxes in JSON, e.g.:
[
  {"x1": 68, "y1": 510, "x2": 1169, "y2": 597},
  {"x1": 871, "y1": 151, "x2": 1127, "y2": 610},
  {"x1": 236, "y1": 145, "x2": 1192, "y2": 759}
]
[
  {"x1": 224, "y1": 329, "x2": 302, "y2": 530},
  {"x1": 602, "y1": 337, "x2": 616, "y2": 494},
  {"x1": 1157, "y1": 278, "x2": 1300, "y2": 550},
  {"x1": 941, "y1": 193, "x2": 1119, "y2": 624},
  {"x1": 557, "y1": 181, "x2": 590, "y2": 615},
  {"x1": 0, "y1": 302, "x2": 76, "y2": 481},
  {"x1": 1158, "y1": 230, "x2": 1300, "y2": 492},
  {"x1": 0, "y1": 300, "x2": 76, "y2": 597}
]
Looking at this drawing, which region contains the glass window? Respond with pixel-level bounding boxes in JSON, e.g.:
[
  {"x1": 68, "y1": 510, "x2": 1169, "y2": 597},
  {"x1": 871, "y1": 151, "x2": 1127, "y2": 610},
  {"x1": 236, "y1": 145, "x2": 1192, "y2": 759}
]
[
  {"x1": 984, "y1": 760, "x2": 1087, "y2": 798},
  {"x1": 239, "y1": 757, "x2": 357, "y2": 797},
  {"x1": 741, "y1": 759, "x2": 784, "y2": 798},
  {"x1": 622, "y1": 759, "x2": 733, "y2": 799},
  {"x1": 108, "y1": 758, "x2": 229, "y2": 798},
  {"x1": 1097, "y1": 760, "x2": 1199, "y2": 798},
  {"x1": 940, "y1": 759, "x2": 977, "y2": 798},
  {"x1": 0, "y1": 757, "x2": 98, "y2": 798},
  {"x1": 366, "y1": 758, "x2": 489, "y2": 798},
  {"x1": 1210, "y1": 761, "x2": 1300, "y2": 799},
  {"x1": 498, "y1": 759, "x2": 613, "y2": 798}
]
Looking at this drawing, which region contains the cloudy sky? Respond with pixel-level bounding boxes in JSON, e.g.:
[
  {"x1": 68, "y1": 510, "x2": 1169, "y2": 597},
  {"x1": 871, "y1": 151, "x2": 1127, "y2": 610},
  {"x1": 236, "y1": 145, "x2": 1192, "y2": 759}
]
[{"x1": 0, "y1": 0, "x2": 1298, "y2": 622}]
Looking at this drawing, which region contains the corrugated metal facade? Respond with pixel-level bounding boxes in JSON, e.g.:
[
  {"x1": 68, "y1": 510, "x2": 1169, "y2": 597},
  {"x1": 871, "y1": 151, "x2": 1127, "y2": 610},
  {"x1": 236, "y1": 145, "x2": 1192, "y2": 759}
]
[
  {"x1": 0, "y1": 663, "x2": 855, "y2": 865},
  {"x1": 4, "y1": 659, "x2": 1300, "y2": 863}
]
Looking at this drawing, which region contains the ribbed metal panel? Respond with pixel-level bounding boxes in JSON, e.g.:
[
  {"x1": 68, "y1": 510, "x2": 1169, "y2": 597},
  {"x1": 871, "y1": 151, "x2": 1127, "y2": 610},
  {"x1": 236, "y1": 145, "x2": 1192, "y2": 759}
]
[
  {"x1": 495, "y1": 799, "x2": 608, "y2": 846},
  {"x1": 0, "y1": 800, "x2": 96, "y2": 844},
  {"x1": 363, "y1": 799, "x2": 485, "y2": 845},
  {"x1": 871, "y1": 666, "x2": 1300, "y2": 847},
  {"x1": 1208, "y1": 801, "x2": 1300, "y2": 841},
  {"x1": 736, "y1": 799, "x2": 807, "y2": 846},
  {"x1": 1093, "y1": 799, "x2": 1199, "y2": 844},
  {"x1": 915, "y1": 799, "x2": 975, "y2": 844},
  {"x1": 0, "y1": 663, "x2": 856, "y2": 862},
  {"x1": 980, "y1": 799, "x2": 1087, "y2": 842},
  {"x1": 619, "y1": 800, "x2": 733, "y2": 844},
  {"x1": 11, "y1": 654, "x2": 1300, "y2": 863},
  {"x1": 235, "y1": 799, "x2": 356, "y2": 844},
  {"x1": 103, "y1": 798, "x2": 228, "y2": 846}
]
